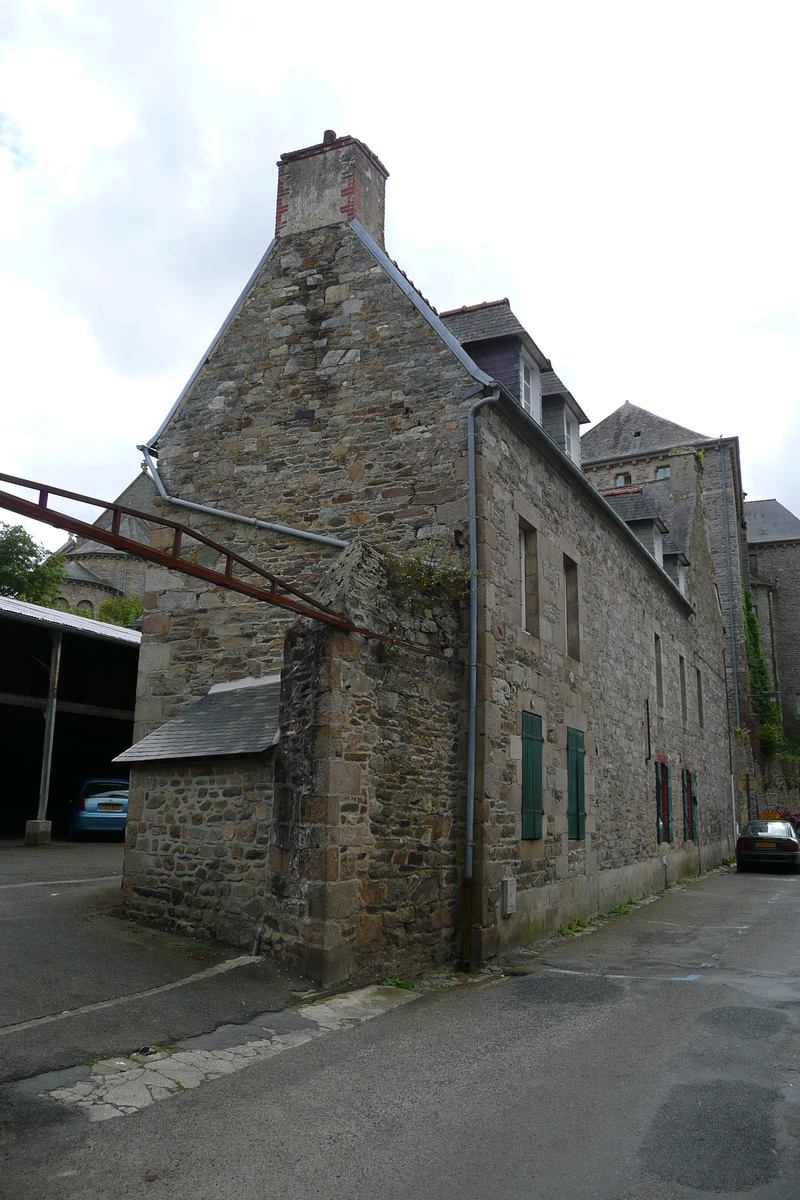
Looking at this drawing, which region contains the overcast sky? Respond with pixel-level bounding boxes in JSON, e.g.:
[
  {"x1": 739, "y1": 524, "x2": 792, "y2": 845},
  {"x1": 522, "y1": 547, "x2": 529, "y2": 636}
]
[{"x1": 2, "y1": 0, "x2": 799, "y2": 550}]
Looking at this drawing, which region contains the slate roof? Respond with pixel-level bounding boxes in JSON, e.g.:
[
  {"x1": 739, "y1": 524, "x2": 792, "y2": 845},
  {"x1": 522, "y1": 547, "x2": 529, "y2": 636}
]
[
  {"x1": 745, "y1": 499, "x2": 800, "y2": 543},
  {"x1": 115, "y1": 677, "x2": 281, "y2": 763},
  {"x1": 65, "y1": 561, "x2": 119, "y2": 590},
  {"x1": 440, "y1": 299, "x2": 550, "y2": 369},
  {"x1": 581, "y1": 401, "x2": 710, "y2": 463},
  {"x1": 0, "y1": 595, "x2": 141, "y2": 645},
  {"x1": 57, "y1": 472, "x2": 158, "y2": 560},
  {"x1": 602, "y1": 479, "x2": 695, "y2": 558}
]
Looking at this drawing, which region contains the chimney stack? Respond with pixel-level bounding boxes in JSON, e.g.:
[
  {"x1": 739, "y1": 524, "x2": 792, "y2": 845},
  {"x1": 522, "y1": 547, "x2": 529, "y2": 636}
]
[{"x1": 275, "y1": 132, "x2": 389, "y2": 248}]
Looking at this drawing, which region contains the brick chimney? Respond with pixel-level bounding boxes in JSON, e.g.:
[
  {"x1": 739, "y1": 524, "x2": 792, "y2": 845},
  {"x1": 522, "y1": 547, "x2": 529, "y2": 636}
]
[{"x1": 275, "y1": 132, "x2": 389, "y2": 248}]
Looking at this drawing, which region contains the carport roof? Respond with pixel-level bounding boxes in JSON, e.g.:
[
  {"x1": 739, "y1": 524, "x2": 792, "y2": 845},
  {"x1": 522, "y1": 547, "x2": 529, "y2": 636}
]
[
  {"x1": 0, "y1": 595, "x2": 141, "y2": 645},
  {"x1": 115, "y1": 677, "x2": 281, "y2": 763}
]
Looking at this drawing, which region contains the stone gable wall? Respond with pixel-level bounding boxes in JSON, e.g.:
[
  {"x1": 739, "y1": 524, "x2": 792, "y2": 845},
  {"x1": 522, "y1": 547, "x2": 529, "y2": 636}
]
[{"x1": 134, "y1": 222, "x2": 477, "y2": 743}]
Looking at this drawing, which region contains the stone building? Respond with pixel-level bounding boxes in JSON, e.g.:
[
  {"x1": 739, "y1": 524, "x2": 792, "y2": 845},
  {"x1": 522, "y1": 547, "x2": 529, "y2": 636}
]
[
  {"x1": 581, "y1": 402, "x2": 751, "y2": 732},
  {"x1": 745, "y1": 498, "x2": 800, "y2": 743},
  {"x1": 119, "y1": 133, "x2": 734, "y2": 983},
  {"x1": 56, "y1": 472, "x2": 156, "y2": 617}
]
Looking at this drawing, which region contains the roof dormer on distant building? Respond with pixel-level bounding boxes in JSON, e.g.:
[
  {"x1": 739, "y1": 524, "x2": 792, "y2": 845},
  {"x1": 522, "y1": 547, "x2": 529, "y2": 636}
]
[{"x1": 441, "y1": 298, "x2": 589, "y2": 464}]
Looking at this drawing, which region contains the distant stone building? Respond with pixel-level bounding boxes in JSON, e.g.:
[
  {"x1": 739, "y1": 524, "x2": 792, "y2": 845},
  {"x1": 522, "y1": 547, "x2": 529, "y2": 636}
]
[
  {"x1": 56, "y1": 472, "x2": 156, "y2": 617},
  {"x1": 745, "y1": 498, "x2": 800, "y2": 744},
  {"x1": 118, "y1": 133, "x2": 734, "y2": 984},
  {"x1": 581, "y1": 402, "x2": 751, "y2": 732}
]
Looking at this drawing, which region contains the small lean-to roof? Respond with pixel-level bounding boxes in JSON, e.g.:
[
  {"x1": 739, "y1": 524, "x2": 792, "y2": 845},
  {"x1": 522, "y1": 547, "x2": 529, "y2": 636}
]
[
  {"x1": 0, "y1": 595, "x2": 141, "y2": 645},
  {"x1": 582, "y1": 401, "x2": 709, "y2": 463},
  {"x1": 115, "y1": 677, "x2": 280, "y2": 763},
  {"x1": 602, "y1": 479, "x2": 696, "y2": 558},
  {"x1": 745, "y1": 499, "x2": 800, "y2": 544},
  {"x1": 440, "y1": 299, "x2": 551, "y2": 371}
]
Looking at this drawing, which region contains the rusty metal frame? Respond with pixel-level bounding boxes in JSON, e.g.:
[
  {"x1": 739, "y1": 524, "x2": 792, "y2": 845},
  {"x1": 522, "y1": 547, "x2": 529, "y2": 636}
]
[{"x1": 0, "y1": 472, "x2": 445, "y2": 657}]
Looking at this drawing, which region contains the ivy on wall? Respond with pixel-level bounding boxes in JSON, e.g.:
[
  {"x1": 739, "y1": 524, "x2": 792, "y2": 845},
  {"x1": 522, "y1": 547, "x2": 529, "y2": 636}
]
[{"x1": 743, "y1": 588, "x2": 783, "y2": 755}]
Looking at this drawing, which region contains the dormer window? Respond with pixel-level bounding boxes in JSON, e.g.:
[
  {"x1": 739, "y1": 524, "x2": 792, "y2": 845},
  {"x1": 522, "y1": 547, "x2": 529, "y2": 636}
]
[
  {"x1": 614, "y1": 472, "x2": 631, "y2": 487},
  {"x1": 655, "y1": 465, "x2": 670, "y2": 480},
  {"x1": 520, "y1": 355, "x2": 542, "y2": 424},
  {"x1": 564, "y1": 414, "x2": 580, "y2": 465}
]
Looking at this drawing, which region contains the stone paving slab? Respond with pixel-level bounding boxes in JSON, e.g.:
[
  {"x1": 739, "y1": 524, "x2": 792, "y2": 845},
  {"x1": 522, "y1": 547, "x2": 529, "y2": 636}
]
[{"x1": 36, "y1": 983, "x2": 421, "y2": 1122}]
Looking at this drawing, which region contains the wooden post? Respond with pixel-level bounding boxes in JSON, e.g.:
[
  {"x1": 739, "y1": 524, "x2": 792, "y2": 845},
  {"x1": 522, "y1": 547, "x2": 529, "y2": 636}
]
[{"x1": 25, "y1": 629, "x2": 62, "y2": 846}]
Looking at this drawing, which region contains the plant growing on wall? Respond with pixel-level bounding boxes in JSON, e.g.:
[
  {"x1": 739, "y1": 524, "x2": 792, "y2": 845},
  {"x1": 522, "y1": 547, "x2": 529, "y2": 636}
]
[
  {"x1": 381, "y1": 539, "x2": 471, "y2": 610},
  {"x1": 743, "y1": 588, "x2": 783, "y2": 755},
  {"x1": 97, "y1": 593, "x2": 144, "y2": 628}
]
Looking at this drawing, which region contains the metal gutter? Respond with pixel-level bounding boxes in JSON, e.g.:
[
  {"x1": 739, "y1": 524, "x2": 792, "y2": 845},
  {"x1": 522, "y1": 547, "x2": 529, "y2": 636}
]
[
  {"x1": 138, "y1": 445, "x2": 348, "y2": 551},
  {"x1": 348, "y1": 219, "x2": 494, "y2": 387},
  {"x1": 146, "y1": 238, "x2": 277, "y2": 449},
  {"x1": 462, "y1": 386, "x2": 500, "y2": 967}
]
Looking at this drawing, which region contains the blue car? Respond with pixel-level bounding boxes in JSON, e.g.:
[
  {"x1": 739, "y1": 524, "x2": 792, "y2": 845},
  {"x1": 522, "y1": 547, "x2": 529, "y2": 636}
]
[{"x1": 70, "y1": 778, "x2": 129, "y2": 838}]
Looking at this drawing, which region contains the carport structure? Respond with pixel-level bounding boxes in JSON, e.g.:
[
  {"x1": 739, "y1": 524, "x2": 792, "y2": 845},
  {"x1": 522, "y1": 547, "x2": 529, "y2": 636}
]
[{"x1": 0, "y1": 596, "x2": 140, "y2": 843}]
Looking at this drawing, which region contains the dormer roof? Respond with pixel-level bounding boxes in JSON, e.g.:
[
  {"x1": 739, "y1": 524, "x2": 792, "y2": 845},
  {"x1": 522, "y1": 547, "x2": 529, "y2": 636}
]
[{"x1": 441, "y1": 299, "x2": 550, "y2": 370}]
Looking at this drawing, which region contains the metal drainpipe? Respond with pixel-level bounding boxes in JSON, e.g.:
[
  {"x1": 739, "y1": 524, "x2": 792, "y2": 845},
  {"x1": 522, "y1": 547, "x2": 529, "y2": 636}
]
[
  {"x1": 719, "y1": 440, "x2": 741, "y2": 727},
  {"x1": 138, "y1": 444, "x2": 348, "y2": 551},
  {"x1": 462, "y1": 386, "x2": 500, "y2": 967}
]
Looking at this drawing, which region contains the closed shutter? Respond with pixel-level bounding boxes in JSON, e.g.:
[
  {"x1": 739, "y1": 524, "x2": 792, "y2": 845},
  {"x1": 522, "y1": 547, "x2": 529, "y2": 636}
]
[
  {"x1": 666, "y1": 764, "x2": 674, "y2": 842},
  {"x1": 682, "y1": 769, "x2": 689, "y2": 840},
  {"x1": 691, "y1": 772, "x2": 698, "y2": 841},
  {"x1": 522, "y1": 713, "x2": 543, "y2": 840},
  {"x1": 655, "y1": 762, "x2": 664, "y2": 843},
  {"x1": 567, "y1": 728, "x2": 585, "y2": 840}
]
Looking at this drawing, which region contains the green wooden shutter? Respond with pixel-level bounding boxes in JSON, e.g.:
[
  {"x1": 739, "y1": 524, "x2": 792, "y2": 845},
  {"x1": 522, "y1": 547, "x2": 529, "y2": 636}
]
[
  {"x1": 655, "y1": 762, "x2": 663, "y2": 844},
  {"x1": 682, "y1": 769, "x2": 689, "y2": 840},
  {"x1": 567, "y1": 728, "x2": 585, "y2": 840},
  {"x1": 666, "y1": 764, "x2": 674, "y2": 842},
  {"x1": 691, "y1": 772, "x2": 698, "y2": 841},
  {"x1": 522, "y1": 713, "x2": 543, "y2": 840}
]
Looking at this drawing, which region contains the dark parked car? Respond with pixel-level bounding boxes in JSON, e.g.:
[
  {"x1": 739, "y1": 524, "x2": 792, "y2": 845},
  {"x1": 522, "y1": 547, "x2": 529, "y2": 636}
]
[
  {"x1": 736, "y1": 820, "x2": 800, "y2": 873},
  {"x1": 70, "y1": 778, "x2": 129, "y2": 839}
]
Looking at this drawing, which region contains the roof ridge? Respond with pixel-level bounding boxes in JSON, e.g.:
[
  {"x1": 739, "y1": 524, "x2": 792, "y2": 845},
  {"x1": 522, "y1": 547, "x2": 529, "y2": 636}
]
[{"x1": 440, "y1": 298, "x2": 510, "y2": 317}]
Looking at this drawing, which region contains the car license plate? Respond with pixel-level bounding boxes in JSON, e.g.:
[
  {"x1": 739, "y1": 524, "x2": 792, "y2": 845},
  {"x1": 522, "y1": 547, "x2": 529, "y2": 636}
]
[
  {"x1": 99, "y1": 803, "x2": 123, "y2": 811},
  {"x1": 759, "y1": 842, "x2": 776, "y2": 849}
]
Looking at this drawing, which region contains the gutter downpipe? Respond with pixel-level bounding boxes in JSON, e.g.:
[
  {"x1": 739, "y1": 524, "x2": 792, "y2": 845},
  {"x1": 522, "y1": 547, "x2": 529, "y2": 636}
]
[
  {"x1": 462, "y1": 386, "x2": 500, "y2": 967},
  {"x1": 719, "y1": 440, "x2": 741, "y2": 728},
  {"x1": 138, "y1": 444, "x2": 348, "y2": 551}
]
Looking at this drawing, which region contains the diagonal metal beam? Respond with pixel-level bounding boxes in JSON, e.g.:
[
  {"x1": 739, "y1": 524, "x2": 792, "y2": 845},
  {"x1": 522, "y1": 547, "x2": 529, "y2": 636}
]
[{"x1": 0, "y1": 473, "x2": 448, "y2": 658}]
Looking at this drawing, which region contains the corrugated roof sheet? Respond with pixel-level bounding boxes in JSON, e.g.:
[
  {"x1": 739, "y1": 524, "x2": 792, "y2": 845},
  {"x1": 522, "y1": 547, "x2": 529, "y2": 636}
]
[
  {"x1": 745, "y1": 499, "x2": 800, "y2": 543},
  {"x1": 115, "y1": 678, "x2": 280, "y2": 763},
  {"x1": 581, "y1": 401, "x2": 709, "y2": 462},
  {"x1": 0, "y1": 595, "x2": 141, "y2": 644}
]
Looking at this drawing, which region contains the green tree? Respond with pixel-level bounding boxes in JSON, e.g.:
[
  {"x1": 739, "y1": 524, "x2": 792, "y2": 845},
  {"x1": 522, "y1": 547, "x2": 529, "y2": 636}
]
[
  {"x1": 0, "y1": 523, "x2": 66, "y2": 606},
  {"x1": 97, "y1": 593, "x2": 144, "y2": 628}
]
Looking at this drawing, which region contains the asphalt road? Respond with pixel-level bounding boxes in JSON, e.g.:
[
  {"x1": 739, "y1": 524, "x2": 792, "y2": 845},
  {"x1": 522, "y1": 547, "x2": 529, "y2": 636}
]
[
  {"x1": 3, "y1": 864, "x2": 800, "y2": 1199},
  {"x1": 0, "y1": 840, "x2": 306, "y2": 1083}
]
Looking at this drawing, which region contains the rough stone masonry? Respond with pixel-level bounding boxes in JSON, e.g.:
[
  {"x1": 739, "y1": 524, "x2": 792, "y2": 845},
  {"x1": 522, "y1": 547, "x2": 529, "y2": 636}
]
[{"x1": 122, "y1": 132, "x2": 734, "y2": 984}]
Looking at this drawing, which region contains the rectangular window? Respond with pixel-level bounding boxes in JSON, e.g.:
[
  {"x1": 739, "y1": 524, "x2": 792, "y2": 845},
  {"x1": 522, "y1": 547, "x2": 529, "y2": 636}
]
[
  {"x1": 567, "y1": 727, "x2": 585, "y2": 840},
  {"x1": 682, "y1": 769, "x2": 697, "y2": 841},
  {"x1": 521, "y1": 712, "x2": 544, "y2": 840},
  {"x1": 697, "y1": 668, "x2": 704, "y2": 728},
  {"x1": 655, "y1": 761, "x2": 673, "y2": 843},
  {"x1": 749, "y1": 552, "x2": 758, "y2": 575},
  {"x1": 796, "y1": 693, "x2": 800, "y2": 717},
  {"x1": 564, "y1": 556, "x2": 580, "y2": 660},
  {"x1": 520, "y1": 357, "x2": 541, "y2": 423},
  {"x1": 614, "y1": 472, "x2": 631, "y2": 487},
  {"x1": 654, "y1": 633, "x2": 664, "y2": 708},
  {"x1": 655, "y1": 465, "x2": 670, "y2": 480},
  {"x1": 679, "y1": 655, "x2": 687, "y2": 725},
  {"x1": 519, "y1": 523, "x2": 539, "y2": 636}
]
